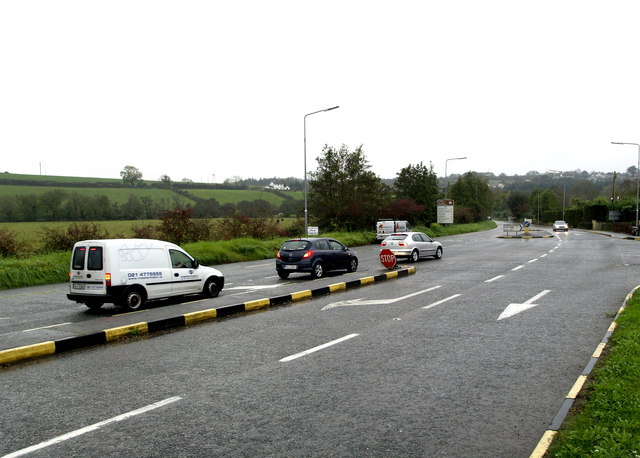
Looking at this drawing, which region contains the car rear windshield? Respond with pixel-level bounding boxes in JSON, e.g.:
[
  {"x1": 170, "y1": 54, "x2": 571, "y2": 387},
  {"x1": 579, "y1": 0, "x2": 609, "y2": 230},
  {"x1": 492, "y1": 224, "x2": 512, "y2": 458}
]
[
  {"x1": 281, "y1": 240, "x2": 312, "y2": 251},
  {"x1": 387, "y1": 235, "x2": 408, "y2": 240}
]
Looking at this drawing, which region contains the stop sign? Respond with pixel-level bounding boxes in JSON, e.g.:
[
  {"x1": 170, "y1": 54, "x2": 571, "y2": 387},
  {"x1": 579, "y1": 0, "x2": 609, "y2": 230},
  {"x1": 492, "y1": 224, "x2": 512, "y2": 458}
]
[{"x1": 379, "y1": 249, "x2": 397, "y2": 269}]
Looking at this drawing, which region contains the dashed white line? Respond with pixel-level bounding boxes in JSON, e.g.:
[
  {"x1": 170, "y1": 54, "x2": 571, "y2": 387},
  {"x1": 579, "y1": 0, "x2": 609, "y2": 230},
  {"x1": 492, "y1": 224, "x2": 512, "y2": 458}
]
[
  {"x1": 3, "y1": 396, "x2": 182, "y2": 458},
  {"x1": 422, "y1": 294, "x2": 461, "y2": 310},
  {"x1": 485, "y1": 275, "x2": 504, "y2": 283},
  {"x1": 512, "y1": 265, "x2": 524, "y2": 271},
  {"x1": 528, "y1": 259, "x2": 538, "y2": 263},
  {"x1": 22, "y1": 322, "x2": 71, "y2": 333},
  {"x1": 280, "y1": 334, "x2": 359, "y2": 362}
]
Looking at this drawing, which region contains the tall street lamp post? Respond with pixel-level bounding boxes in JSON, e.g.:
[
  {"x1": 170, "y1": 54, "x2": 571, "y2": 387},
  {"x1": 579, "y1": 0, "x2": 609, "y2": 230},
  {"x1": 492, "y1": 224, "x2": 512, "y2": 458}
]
[
  {"x1": 304, "y1": 106, "x2": 339, "y2": 235},
  {"x1": 548, "y1": 169, "x2": 569, "y2": 220},
  {"x1": 444, "y1": 157, "x2": 467, "y2": 198},
  {"x1": 611, "y1": 142, "x2": 640, "y2": 228}
]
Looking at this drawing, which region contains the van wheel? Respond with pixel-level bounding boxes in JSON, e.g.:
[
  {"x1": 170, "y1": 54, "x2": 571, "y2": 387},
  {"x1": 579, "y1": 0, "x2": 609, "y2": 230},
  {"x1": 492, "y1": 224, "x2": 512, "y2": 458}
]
[
  {"x1": 311, "y1": 262, "x2": 324, "y2": 279},
  {"x1": 203, "y1": 278, "x2": 220, "y2": 298},
  {"x1": 121, "y1": 287, "x2": 145, "y2": 311},
  {"x1": 85, "y1": 301, "x2": 104, "y2": 310}
]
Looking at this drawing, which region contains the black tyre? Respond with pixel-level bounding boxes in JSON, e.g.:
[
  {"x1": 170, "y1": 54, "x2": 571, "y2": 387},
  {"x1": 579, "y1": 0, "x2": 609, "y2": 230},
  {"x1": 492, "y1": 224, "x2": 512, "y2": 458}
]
[
  {"x1": 311, "y1": 262, "x2": 324, "y2": 279},
  {"x1": 120, "y1": 287, "x2": 145, "y2": 311},
  {"x1": 85, "y1": 301, "x2": 104, "y2": 310},
  {"x1": 410, "y1": 250, "x2": 420, "y2": 262},
  {"x1": 278, "y1": 271, "x2": 290, "y2": 279},
  {"x1": 347, "y1": 257, "x2": 358, "y2": 273},
  {"x1": 203, "y1": 278, "x2": 220, "y2": 298},
  {"x1": 434, "y1": 247, "x2": 443, "y2": 260}
]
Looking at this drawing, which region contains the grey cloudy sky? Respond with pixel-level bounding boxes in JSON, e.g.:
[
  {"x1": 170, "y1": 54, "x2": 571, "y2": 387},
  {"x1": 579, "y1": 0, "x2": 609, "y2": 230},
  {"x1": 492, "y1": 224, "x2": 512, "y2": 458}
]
[{"x1": 1, "y1": 1, "x2": 639, "y2": 183}]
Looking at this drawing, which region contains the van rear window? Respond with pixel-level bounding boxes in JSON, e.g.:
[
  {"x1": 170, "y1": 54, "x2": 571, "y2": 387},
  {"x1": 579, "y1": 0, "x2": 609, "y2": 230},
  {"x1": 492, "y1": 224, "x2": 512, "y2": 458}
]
[
  {"x1": 72, "y1": 247, "x2": 86, "y2": 270},
  {"x1": 87, "y1": 247, "x2": 103, "y2": 270}
]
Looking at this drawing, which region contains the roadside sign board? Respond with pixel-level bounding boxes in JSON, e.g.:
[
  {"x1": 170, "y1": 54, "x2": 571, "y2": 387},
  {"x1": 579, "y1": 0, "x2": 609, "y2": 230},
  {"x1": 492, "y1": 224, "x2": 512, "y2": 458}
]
[
  {"x1": 307, "y1": 226, "x2": 319, "y2": 236},
  {"x1": 437, "y1": 199, "x2": 454, "y2": 224},
  {"x1": 379, "y1": 249, "x2": 397, "y2": 269}
]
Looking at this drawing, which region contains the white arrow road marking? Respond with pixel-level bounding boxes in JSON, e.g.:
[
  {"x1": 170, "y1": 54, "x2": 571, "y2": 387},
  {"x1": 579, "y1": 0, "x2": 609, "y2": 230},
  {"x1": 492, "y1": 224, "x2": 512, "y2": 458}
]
[
  {"x1": 498, "y1": 290, "x2": 551, "y2": 320},
  {"x1": 321, "y1": 286, "x2": 441, "y2": 310}
]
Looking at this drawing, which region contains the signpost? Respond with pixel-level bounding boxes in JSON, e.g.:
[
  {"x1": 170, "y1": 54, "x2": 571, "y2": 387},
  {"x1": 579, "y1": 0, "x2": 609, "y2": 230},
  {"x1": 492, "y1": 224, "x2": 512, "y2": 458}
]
[{"x1": 379, "y1": 249, "x2": 397, "y2": 269}]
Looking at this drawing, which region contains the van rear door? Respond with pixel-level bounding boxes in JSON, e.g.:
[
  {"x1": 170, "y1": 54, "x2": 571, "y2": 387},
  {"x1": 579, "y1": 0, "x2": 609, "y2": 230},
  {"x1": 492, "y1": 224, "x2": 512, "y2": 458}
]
[{"x1": 70, "y1": 244, "x2": 107, "y2": 295}]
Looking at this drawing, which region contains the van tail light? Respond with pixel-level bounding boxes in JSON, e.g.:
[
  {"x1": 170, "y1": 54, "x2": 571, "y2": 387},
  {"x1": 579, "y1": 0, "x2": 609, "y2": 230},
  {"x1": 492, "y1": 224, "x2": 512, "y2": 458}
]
[
  {"x1": 105, "y1": 273, "x2": 112, "y2": 287},
  {"x1": 276, "y1": 251, "x2": 281, "y2": 259},
  {"x1": 302, "y1": 250, "x2": 314, "y2": 259}
]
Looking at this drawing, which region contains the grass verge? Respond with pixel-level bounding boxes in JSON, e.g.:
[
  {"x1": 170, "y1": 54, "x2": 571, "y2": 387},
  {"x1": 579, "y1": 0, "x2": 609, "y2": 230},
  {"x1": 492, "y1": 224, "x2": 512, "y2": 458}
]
[
  {"x1": 547, "y1": 289, "x2": 640, "y2": 456},
  {"x1": 0, "y1": 222, "x2": 496, "y2": 290}
]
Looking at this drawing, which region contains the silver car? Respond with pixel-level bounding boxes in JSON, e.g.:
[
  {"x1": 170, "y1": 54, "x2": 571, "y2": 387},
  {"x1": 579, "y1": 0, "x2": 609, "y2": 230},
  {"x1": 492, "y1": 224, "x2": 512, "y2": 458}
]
[
  {"x1": 380, "y1": 232, "x2": 443, "y2": 262},
  {"x1": 552, "y1": 220, "x2": 569, "y2": 232}
]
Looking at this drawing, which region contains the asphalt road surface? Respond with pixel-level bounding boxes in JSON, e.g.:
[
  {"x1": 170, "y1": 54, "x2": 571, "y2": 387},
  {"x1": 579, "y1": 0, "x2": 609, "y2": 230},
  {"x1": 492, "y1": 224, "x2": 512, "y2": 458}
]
[{"x1": 1, "y1": 225, "x2": 638, "y2": 457}]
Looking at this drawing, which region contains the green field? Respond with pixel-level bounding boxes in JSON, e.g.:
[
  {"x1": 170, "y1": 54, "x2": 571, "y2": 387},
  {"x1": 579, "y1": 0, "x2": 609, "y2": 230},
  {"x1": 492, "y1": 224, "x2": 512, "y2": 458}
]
[
  {"x1": 188, "y1": 188, "x2": 302, "y2": 205},
  {"x1": 0, "y1": 185, "x2": 195, "y2": 205},
  {"x1": 0, "y1": 172, "x2": 122, "y2": 183}
]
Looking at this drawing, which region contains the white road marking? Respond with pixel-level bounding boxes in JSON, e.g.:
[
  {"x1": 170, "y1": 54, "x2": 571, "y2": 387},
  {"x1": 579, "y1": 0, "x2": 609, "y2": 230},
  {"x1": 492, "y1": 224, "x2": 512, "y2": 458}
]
[
  {"x1": 485, "y1": 275, "x2": 504, "y2": 283},
  {"x1": 321, "y1": 286, "x2": 441, "y2": 310},
  {"x1": 246, "y1": 263, "x2": 272, "y2": 269},
  {"x1": 498, "y1": 290, "x2": 551, "y2": 320},
  {"x1": 22, "y1": 322, "x2": 71, "y2": 333},
  {"x1": 422, "y1": 294, "x2": 461, "y2": 310},
  {"x1": 528, "y1": 258, "x2": 538, "y2": 263},
  {"x1": 280, "y1": 334, "x2": 359, "y2": 362},
  {"x1": 3, "y1": 396, "x2": 182, "y2": 458},
  {"x1": 540, "y1": 254, "x2": 547, "y2": 258},
  {"x1": 512, "y1": 265, "x2": 524, "y2": 271},
  {"x1": 226, "y1": 284, "x2": 286, "y2": 291}
]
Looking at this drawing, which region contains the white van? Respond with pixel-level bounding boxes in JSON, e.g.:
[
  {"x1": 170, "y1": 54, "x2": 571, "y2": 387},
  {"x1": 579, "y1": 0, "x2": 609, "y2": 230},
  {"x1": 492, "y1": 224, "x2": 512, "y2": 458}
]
[
  {"x1": 376, "y1": 220, "x2": 411, "y2": 241},
  {"x1": 67, "y1": 239, "x2": 224, "y2": 311}
]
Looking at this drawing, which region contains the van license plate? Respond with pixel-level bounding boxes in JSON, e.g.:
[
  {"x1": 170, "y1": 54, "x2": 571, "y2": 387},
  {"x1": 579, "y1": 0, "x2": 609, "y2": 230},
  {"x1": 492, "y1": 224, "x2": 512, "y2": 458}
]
[{"x1": 72, "y1": 284, "x2": 85, "y2": 290}]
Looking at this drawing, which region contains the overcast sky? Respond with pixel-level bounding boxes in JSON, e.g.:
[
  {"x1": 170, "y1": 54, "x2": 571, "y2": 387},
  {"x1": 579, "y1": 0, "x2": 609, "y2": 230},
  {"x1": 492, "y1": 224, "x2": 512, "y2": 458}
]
[{"x1": 2, "y1": 1, "x2": 640, "y2": 183}]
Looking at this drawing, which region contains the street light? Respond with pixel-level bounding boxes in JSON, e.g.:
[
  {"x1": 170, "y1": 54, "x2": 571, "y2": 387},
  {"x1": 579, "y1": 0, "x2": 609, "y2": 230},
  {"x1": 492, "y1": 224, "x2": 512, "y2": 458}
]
[
  {"x1": 304, "y1": 105, "x2": 339, "y2": 235},
  {"x1": 611, "y1": 141, "x2": 640, "y2": 228},
  {"x1": 444, "y1": 157, "x2": 467, "y2": 198}
]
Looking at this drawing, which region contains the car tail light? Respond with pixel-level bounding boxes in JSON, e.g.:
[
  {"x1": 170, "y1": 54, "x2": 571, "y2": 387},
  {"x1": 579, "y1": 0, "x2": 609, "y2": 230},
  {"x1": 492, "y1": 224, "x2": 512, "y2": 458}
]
[
  {"x1": 381, "y1": 242, "x2": 387, "y2": 246},
  {"x1": 302, "y1": 250, "x2": 314, "y2": 259},
  {"x1": 276, "y1": 251, "x2": 281, "y2": 259},
  {"x1": 398, "y1": 242, "x2": 407, "y2": 247},
  {"x1": 105, "y1": 273, "x2": 111, "y2": 287}
]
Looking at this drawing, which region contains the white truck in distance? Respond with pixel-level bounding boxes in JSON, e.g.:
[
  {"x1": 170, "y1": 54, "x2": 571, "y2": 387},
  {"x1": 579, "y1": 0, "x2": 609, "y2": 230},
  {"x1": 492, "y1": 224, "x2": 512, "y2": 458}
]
[{"x1": 376, "y1": 219, "x2": 411, "y2": 241}]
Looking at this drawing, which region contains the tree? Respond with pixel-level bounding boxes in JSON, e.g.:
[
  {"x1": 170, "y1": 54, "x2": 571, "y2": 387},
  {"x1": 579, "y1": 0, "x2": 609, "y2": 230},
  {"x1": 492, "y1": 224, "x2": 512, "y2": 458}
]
[
  {"x1": 449, "y1": 172, "x2": 493, "y2": 222},
  {"x1": 393, "y1": 162, "x2": 440, "y2": 224},
  {"x1": 120, "y1": 166, "x2": 143, "y2": 187},
  {"x1": 507, "y1": 191, "x2": 530, "y2": 219},
  {"x1": 159, "y1": 175, "x2": 172, "y2": 188},
  {"x1": 308, "y1": 144, "x2": 389, "y2": 231}
]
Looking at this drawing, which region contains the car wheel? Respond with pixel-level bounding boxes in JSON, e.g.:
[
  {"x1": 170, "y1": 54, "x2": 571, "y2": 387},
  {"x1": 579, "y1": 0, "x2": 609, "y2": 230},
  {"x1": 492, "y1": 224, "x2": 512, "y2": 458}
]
[
  {"x1": 120, "y1": 287, "x2": 145, "y2": 311},
  {"x1": 85, "y1": 301, "x2": 104, "y2": 310},
  {"x1": 347, "y1": 257, "x2": 358, "y2": 272},
  {"x1": 434, "y1": 247, "x2": 443, "y2": 260},
  {"x1": 278, "y1": 271, "x2": 290, "y2": 279},
  {"x1": 311, "y1": 262, "x2": 324, "y2": 279},
  {"x1": 203, "y1": 278, "x2": 220, "y2": 298},
  {"x1": 410, "y1": 250, "x2": 419, "y2": 262}
]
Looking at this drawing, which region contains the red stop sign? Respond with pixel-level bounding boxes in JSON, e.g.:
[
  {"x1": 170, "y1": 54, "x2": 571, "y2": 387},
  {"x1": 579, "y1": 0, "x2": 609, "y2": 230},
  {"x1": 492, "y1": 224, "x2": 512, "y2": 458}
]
[{"x1": 379, "y1": 249, "x2": 397, "y2": 268}]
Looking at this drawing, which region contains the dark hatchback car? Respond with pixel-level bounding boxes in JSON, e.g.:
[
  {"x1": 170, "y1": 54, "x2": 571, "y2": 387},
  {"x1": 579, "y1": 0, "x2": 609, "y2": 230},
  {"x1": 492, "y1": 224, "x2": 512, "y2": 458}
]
[{"x1": 276, "y1": 237, "x2": 358, "y2": 279}]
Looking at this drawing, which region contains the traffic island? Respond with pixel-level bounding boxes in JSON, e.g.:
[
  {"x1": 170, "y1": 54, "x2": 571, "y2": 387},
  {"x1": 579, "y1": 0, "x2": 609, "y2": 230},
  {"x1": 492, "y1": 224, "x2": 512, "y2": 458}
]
[{"x1": 0, "y1": 267, "x2": 416, "y2": 368}]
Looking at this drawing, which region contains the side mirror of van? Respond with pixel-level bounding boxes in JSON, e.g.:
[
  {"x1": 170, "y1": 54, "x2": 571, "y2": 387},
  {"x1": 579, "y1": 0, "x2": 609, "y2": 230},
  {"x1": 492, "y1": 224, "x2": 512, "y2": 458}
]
[{"x1": 193, "y1": 259, "x2": 200, "y2": 268}]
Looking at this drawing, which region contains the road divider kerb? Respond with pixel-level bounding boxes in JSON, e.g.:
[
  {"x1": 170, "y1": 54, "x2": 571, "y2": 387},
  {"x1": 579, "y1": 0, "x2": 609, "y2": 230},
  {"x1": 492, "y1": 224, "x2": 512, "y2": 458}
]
[{"x1": 0, "y1": 267, "x2": 415, "y2": 368}]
